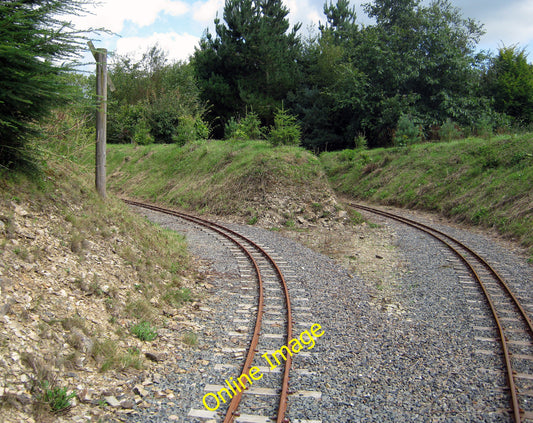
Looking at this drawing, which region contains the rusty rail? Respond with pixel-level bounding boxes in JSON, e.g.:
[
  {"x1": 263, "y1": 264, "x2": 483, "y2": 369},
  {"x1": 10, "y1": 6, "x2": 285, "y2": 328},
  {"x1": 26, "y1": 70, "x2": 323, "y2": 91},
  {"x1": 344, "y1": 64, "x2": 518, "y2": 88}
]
[
  {"x1": 352, "y1": 203, "x2": 533, "y2": 423},
  {"x1": 123, "y1": 199, "x2": 293, "y2": 422}
]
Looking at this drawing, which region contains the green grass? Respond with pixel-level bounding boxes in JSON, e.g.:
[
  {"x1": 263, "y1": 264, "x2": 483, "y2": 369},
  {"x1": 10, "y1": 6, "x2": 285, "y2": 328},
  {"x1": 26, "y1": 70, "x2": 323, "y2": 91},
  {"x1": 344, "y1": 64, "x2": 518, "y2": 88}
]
[
  {"x1": 103, "y1": 140, "x2": 328, "y2": 216},
  {"x1": 321, "y1": 134, "x2": 533, "y2": 259}
]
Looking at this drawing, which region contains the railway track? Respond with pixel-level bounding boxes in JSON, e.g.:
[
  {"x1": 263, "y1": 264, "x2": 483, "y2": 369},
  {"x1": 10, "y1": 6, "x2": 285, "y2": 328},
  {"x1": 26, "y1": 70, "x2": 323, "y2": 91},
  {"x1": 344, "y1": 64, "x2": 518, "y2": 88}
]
[
  {"x1": 123, "y1": 199, "x2": 296, "y2": 423},
  {"x1": 351, "y1": 203, "x2": 533, "y2": 423}
]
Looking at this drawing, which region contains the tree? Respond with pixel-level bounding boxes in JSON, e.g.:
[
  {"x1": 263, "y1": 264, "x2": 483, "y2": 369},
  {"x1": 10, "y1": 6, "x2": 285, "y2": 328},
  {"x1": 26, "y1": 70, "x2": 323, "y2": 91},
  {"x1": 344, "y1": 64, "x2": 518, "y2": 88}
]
[
  {"x1": 294, "y1": 0, "x2": 487, "y2": 148},
  {"x1": 484, "y1": 46, "x2": 533, "y2": 124},
  {"x1": 193, "y1": 0, "x2": 302, "y2": 137},
  {"x1": 0, "y1": 0, "x2": 89, "y2": 171},
  {"x1": 108, "y1": 46, "x2": 207, "y2": 144},
  {"x1": 287, "y1": 0, "x2": 362, "y2": 151}
]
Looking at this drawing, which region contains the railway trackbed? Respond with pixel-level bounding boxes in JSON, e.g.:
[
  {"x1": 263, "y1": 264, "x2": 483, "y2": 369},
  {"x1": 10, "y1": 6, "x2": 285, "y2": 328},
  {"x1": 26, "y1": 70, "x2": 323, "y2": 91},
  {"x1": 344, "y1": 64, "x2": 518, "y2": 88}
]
[
  {"x1": 123, "y1": 199, "x2": 322, "y2": 423},
  {"x1": 351, "y1": 203, "x2": 533, "y2": 423}
]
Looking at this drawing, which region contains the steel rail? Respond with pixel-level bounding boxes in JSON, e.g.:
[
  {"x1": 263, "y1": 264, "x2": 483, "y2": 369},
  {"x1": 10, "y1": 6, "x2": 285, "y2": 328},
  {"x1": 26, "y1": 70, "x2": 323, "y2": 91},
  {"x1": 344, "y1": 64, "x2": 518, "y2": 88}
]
[
  {"x1": 122, "y1": 199, "x2": 293, "y2": 423},
  {"x1": 351, "y1": 203, "x2": 531, "y2": 423}
]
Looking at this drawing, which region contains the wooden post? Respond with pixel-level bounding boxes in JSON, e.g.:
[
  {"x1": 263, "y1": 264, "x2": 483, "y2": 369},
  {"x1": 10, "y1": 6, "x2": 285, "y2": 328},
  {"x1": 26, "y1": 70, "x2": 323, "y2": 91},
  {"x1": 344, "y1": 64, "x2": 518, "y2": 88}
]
[{"x1": 95, "y1": 48, "x2": 108, "y2": 199}]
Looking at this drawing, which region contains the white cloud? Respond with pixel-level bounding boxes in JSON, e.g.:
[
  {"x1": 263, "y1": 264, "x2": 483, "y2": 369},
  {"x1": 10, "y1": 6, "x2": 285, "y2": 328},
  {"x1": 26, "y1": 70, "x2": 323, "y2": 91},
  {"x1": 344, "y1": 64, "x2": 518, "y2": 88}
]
[
  {"x1": 479, "y1": 0, "x2": 533, "y2": 48},
  {"x1": 284, "y1": 0, "x2": 322, "y2": 30},
  {"x1": 74, "y1": 0, "x2": 189, "y2": 33},
  {"x1": 115, "y1": 32, "x2": 200, "y2": 62},
  {"x1": 192, "y1": 0, "x2": 225, "y2": 25}
]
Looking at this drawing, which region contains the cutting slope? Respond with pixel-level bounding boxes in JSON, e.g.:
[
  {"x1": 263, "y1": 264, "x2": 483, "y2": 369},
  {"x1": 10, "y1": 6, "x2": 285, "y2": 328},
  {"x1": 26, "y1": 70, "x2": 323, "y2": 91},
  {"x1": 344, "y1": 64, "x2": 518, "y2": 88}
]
[{"x1": 106, "y1": 140, "x2": 342, "y2": 227}]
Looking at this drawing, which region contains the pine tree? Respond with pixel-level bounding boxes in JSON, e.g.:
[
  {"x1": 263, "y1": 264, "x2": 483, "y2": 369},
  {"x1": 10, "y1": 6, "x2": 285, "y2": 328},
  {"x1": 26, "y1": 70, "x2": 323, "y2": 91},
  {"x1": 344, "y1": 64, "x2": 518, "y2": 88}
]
[
  {"x1": 193, "y1": 0, "x2": 302, "y2": 136},
  {"x1": 0, "y1": 0, "x2": 89, "y2": 171}
]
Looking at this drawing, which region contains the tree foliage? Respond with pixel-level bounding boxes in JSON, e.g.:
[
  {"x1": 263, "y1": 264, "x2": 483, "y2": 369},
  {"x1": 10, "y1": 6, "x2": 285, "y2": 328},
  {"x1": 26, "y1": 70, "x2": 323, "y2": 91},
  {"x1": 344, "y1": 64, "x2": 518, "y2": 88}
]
[
  {"x1": 484, "y1": 46, "x2": 533, "y2": 124},
  {"x1": 193, "y1": 0, "x2": 302, "y2": 137},
  {"x1": 0, "y1": 0, "x2": 90, "y2": 170},
  {"x1": 290, "y1": 0, "x2": 489, "y2": 149},
  {"x1": 108, "y1": 46, "x2": 208, "y2": 144}
]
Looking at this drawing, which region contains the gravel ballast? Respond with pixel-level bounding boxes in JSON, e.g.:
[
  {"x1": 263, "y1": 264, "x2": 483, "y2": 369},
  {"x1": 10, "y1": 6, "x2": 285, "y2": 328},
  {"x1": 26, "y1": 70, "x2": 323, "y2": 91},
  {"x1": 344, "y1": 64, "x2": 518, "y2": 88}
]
[{"x1": 126, "y1": 206, "x2": 533, "y2": 423}]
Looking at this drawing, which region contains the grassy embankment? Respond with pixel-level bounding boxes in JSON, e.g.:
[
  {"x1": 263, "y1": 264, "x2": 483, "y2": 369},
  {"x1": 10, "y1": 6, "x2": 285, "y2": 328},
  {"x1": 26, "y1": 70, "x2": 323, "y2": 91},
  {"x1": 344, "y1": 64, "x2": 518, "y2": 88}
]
[
  {"x1": 103, "y1": 140, "x2": 333, "y2": 222},
  {"x1": 321, "y1": 134, "x2": 533, "y2": 259}
]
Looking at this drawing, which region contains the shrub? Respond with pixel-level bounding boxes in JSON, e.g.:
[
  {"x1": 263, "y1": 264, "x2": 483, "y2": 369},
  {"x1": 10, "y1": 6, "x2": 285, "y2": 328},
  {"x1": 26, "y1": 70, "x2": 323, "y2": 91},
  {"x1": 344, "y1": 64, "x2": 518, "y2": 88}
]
[
  {"x1": 224, "y1": 117, "x2": 240, "y2": 139},
  {"x1": 131, "y1": 321, "x2": 157, "y2": 341},
  {"x1": 225, "y1": 110, "x2": 264, "y2": 141},
  {"x1": 173, "y1": 115, "x2": 196, "y2": 146},
  {"x1": 394, "y1": 114, "x2": 421, "y2": 147},
  {"x1": 268, "y1": 106, "x2": 301, "y2": 146},
  {"x1": 133, "y1": 118, "x2": 154, "y2": 145},
  {"x1": 354, "y1": 133, "x2": 368, "y2": 150},
  {"x1": 439, "y1": 119, "x2": 462, "y2": 142},
  {"x1": 239, "y1": 110, "x2": 263, "y2": 140},
  {"x1": 195, "y1": 118, "x2": 210, "y2": 140}
]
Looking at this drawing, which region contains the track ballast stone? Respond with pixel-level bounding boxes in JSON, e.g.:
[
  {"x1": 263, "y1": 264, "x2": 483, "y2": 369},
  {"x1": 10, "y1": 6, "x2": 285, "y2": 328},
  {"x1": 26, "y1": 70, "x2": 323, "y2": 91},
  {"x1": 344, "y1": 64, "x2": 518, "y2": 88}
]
[{"x1": 127, "y1": 206, "x2": 532, "y2": 422}]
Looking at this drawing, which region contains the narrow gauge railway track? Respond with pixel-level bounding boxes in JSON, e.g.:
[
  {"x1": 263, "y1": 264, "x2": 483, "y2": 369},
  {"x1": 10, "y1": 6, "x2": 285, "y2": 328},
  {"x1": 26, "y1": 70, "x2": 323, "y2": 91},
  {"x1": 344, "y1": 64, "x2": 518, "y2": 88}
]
[
  {"x1": 123, "y1": 199, "x2": 293, "y2": 423},
  {"x1": 351, "y1": 203, "x2": 533, "y2": 423}
]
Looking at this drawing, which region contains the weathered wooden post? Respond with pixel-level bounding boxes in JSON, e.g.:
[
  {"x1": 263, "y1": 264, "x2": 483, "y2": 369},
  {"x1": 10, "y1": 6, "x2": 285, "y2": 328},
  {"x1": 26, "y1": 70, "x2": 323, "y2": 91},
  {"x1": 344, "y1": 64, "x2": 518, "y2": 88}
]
[
  {"x1": 88, "y1": 41, "x2": 115, "y2": 199},
  {"x1": 95, "y1": 48, "x2": 107, "y2": 198}
]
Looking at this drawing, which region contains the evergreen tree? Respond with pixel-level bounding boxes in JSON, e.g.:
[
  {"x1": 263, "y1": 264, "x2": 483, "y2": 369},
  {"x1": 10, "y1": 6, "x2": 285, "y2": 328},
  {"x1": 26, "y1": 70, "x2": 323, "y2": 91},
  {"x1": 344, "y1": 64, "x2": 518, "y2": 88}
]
[
  {"x1": 193, "y1": 0, "x2": 302, "y2": 136},
  {"x1": 484, "y1": 46, "x2": 533, "y2": 124},
  {"x1": 0, "y1": 0, "x2": 89, "y2": 171},
  {"x1": 287, "y1": 0, "x2": 361, "y2": 151}
]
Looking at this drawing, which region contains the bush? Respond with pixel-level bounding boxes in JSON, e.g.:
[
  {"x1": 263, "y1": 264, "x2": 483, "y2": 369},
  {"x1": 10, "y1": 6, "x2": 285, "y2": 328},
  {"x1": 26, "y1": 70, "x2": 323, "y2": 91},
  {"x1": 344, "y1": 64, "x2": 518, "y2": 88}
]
[
  {"x1": 393, "y1": 114, "x2": 421, "y2": 147},
  {"x1": 225, "y1": 110, "x2": 263, "y2": 141},
  {"x1": 239, "y1": 110, "x2": 263, "y2": 140},
  {"x1": 195, "y1": 118, "x2": 210, "y2": 140},
  {"x1": 354, "y1": 133, "x2": 368, "y2": 149},
  {"x1": 173, "y1": 115, "x2": 196, "y2": 145},
  {"x1": 133, "y1": 118, "x2": 154, "y2": 145},
  {"x1": 439, "y1": 119, "x2": 462, "y2": 142},
  {"x1": 268, "y1": 107, "x2": 301, "y2": 146},
  {"x1": 224, "y1": 117, "x2": 240, "y2": 139}
]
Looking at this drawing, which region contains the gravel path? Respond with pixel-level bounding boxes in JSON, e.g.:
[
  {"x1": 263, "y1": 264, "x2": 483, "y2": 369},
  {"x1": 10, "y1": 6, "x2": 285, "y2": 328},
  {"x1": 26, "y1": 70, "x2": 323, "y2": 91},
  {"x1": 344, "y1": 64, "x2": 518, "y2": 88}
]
[{"x1": 125, "y1": 206, "x2": 533, "y2": 423}]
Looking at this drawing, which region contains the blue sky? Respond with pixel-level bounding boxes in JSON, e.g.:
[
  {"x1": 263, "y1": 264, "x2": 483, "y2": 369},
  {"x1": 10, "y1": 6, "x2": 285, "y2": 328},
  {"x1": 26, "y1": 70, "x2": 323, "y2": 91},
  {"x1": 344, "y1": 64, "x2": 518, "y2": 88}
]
[{"x1": 75, "y1": 0, "x2": 533, "y2": 65}]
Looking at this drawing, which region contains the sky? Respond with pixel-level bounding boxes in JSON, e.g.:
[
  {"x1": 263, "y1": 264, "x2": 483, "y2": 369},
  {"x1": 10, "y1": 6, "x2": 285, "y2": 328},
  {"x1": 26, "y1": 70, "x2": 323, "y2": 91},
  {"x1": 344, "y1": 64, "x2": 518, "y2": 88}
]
[{"x1": 74, "y1": 0, "x2": 533, "y2": 66}]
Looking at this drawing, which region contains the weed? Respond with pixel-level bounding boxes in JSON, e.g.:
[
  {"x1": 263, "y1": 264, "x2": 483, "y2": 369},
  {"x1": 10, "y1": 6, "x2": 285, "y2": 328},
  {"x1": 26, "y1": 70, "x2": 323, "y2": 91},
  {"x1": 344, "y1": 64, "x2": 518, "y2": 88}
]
[
  {"x1": 89, "y1": 279, "x2": 104, "y2": 296},
  {"x1": 125, "y1": 299, "x2": 154, "y2": 321},
  {"x1": 284, "y1": 219, "x2": 295, "y2": 228},
  {"x1": 41, "y1": 381, "x2": 76, "y2": 412},
  {"x1": 120, "y1": 347, "x2": 143, "y2": 370},
  {"x1": 131, "y1": 321, "x2": 157, "y2": 341},
  {"x1": 354, "y1": 134, "x2": 368, "y2": 150},
  {"x1": 247, "y1": 215, "x2": 258, "y2": 225},
  {"x1": 182, "y1": 331, "x2": 197, "y2": 347},
  {"x1": 472, "y1": 207, "x2": 489, "y2": 224},
  {"x1": 61, "y1": 315, "x2": 89, "y2": 334},
  {"x1": 163, "y1": 287, "x2": 193, "y2": 307},
  {"x1": 91, "y1": 337, "x2": 143, "y2": 371},
  {"x1": 70, "y1": 232, "x2": 85, "y2": 254},
  {"x1": 347, "y1": 209, "x2": 365, "y2": 225},
  {"x1": 91, "y1": 338, "x2": 117, "y2": 369}
]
